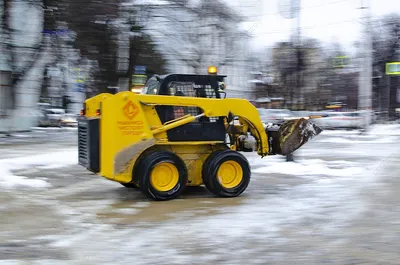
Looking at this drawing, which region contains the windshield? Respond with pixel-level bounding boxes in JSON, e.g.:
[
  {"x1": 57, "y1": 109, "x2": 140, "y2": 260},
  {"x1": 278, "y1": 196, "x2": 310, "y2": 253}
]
[{"x1": 142, "y1": 77, "x2": 160, "y2": 94}]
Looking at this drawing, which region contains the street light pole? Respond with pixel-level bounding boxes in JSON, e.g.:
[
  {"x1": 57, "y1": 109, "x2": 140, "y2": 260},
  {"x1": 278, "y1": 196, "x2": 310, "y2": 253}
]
[
  {"x1": 295, "y1": 0, "x2": 301, "y2": 110},
  {"x1": 290, "y1": 0, "x2": 301, "y2": 110},
  {"x1": 358, "y1": 0, "x2": 373, "y2": 127}
]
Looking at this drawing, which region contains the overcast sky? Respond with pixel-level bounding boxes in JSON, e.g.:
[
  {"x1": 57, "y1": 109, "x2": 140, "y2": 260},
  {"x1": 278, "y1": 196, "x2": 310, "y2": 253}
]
[{"x1": 225, "y1": 0, "x2": 400, "y2": 51}]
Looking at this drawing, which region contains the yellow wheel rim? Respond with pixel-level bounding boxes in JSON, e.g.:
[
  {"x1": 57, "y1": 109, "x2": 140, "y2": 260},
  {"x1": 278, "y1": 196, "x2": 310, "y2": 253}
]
[
  {"x1": 150, "y1": 162, "x2": 179, "y2": 192},
  {"x1": 217, "y1": 160, "x2": 243, "y2": 189}
]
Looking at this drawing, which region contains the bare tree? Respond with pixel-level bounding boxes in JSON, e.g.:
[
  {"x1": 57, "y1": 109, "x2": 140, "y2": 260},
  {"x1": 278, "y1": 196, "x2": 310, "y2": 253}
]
[
  {"x1": 143, "y1": 0, "x2": 243, "y2": 74},
  {"x1": 2, "y1": 0, "x2": 48, "y2": 109},
  {"x1": 371, "y1": 13, "x2": 400, "y2": 118}
]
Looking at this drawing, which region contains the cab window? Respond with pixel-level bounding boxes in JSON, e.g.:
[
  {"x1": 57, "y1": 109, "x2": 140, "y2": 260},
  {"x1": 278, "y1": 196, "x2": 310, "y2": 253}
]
[
  {"x1": 143, "y1": 77, "x2": 160, "y2": 94},
  {"x1": 167, "y1": 81, "x2": 199, "y2": 118},
  {"x1": 167, "y1": 82, "x2": 196, "y2": 97}
]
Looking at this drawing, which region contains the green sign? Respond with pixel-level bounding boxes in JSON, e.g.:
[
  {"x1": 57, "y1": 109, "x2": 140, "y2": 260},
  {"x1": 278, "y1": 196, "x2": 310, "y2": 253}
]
[
  {"x1": 386, "y1": 62, "x2": 400, "y2": 75},
  {"x1": 333, "y1": 56, "x2": 350, "y2": 68}
]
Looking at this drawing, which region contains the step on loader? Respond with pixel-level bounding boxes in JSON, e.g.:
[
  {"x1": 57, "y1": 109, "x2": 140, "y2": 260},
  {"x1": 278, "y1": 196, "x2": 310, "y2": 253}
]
[{"x1": 78, "y1": 67, "x2": 322, "y2": 200}]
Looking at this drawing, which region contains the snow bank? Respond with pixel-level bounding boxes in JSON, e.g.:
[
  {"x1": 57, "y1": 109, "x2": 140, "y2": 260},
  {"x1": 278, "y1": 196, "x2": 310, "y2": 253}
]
[
  {"x1": 0, "y1": 149, "x2": 77, "y2": 189},
  {"x1": 320, "y1": 124, "x2": 400, "y2": 137},
  {"x1": 31, "y1": 127, "x2": 78, "y2": 132},
  {"x1": 252, "y1": 158, "x2": 365, "y2": 178},
  {"x1": 366, "y1": 124, "x2": 400, "y2": 136},
  {"x1": 0, "y1": 164, "x2": 51, "y2": 189},
  {"x1": 320, "y1": 130, "x2": 361, "y2": 136},
  {"x1": 316, "y1": 124, "x2": 400, "y2": 144},
  {"x1": 0, "y1": 149, "x2": 77, "y2": 169},
  {"x1": 315, "y1": 136, "x2": 398, "y2": 144}
]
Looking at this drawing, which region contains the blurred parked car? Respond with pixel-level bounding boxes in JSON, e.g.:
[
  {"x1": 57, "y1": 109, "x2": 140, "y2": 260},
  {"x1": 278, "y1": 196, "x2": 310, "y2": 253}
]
[
  {"x1": 61, "y1": 113, "x2": 78, "y2": 127},
  {"x1": 292, "y1": 111, "x2": 329, "y2": 119},
  {"x1": 311, "y1": 111, "x2": 366, "y2": 129},
  {"x1": 257, "y1": 108, "x2": 295, "y2": 124},
  {"x1": 38, "y1": 108, "x2": 65, "y2": 127}
]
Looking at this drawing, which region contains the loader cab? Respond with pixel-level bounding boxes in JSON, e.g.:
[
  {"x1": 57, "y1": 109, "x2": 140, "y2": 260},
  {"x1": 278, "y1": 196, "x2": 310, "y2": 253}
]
[
  {"x1": 142, "y1": 76, "x2": 161, "y2": 95},
  {"x1": 143, "y1": 68, "x2": 227, "y2": 142}
]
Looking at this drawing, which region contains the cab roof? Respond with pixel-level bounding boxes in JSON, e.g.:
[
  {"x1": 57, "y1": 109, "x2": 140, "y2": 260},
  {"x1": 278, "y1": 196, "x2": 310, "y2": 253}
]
[
  {"x1": 152, "y1": 74, "x2": 226, "y2": 96},
  {"x1": 155, "y1": 74, "x2": 226, "y2": 82}
]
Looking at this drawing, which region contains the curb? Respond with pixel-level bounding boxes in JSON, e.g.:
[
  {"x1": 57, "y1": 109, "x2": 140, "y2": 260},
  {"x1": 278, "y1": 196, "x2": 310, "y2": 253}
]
[{"x1": 0, "y1": 127, "x2": 77, "y2": 138}]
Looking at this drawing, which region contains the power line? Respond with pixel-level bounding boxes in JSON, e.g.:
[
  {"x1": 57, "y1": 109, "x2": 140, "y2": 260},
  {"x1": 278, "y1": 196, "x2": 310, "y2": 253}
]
[
  {"x1": 248, "y1": 18, "x2": 360, "y2": 36},
  {"x1": 249, "y1": 0, "x2": 358, "y2": 19}
]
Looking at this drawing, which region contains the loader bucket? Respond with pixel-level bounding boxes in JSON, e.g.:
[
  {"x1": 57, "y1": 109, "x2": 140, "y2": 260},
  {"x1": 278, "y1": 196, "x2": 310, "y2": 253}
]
[{"x1": 267, "y1": 118, "x2": 322, "y2": 155}]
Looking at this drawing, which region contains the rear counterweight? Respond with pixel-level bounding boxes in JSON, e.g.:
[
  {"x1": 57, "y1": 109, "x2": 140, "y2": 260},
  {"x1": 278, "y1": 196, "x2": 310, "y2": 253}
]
[{"x1": 78, "y1": 117, "x2": 100, "y2": 173}]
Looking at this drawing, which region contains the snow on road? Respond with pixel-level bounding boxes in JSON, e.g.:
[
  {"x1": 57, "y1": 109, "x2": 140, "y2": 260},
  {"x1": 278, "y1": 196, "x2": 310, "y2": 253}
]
[
  {"x1": 0, "y1": 124, "x2": 399, "y2": 264},
  {"x1": 318, "y1": 124, "x2": 400, "y2": 137},
  {"x1": 0, "y1": 149, "x2": 77, "y2": 189},
  {"x1": 253, "y1": 158, "x2": 366, "y2": 177},
  {"x1": 0, "y1": 164, "x2": 52, "y2": 189}
]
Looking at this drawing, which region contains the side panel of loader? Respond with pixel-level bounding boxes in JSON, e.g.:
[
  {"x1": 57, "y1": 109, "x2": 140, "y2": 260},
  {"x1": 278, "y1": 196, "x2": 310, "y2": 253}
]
[{"x1": 100, "y1": 92, "x2": 157, "y2": 182}]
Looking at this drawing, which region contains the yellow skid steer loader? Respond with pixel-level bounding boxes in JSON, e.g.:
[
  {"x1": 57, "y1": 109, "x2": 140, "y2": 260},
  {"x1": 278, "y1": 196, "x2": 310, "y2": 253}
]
[{"x1": 78, "y1": 67, "x2": 322, "y2": 200}]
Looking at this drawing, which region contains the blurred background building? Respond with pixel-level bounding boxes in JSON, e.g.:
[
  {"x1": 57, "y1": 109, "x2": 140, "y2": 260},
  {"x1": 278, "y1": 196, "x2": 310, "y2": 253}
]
[{"x1": 0, "y1": 0, "x2": 400, "y2": 132}]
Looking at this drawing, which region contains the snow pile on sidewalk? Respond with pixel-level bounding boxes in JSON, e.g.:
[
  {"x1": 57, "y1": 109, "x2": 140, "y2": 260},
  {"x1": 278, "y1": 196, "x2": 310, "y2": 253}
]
[
  {"x1": 316, "y1": 124, "x2": 400, "y2": 144},
  {"x1": 315, "y1": 135, "x2": 398, "y2": 144},
  {"x1": 320, "y1": 124, "x2": 400, "y2": 137},
  {"x1": 0, "y1": 149, "x2": 77, "y2": 189},
  {"x1": 366, "y1": 124, "x2": 400, "y2": 136},
  {"x1": 251, "y1": 158, "x2": 365, "y2": 178},
  {"x1": 0, "y1": 164, "x2": 52, "y2": 189}
]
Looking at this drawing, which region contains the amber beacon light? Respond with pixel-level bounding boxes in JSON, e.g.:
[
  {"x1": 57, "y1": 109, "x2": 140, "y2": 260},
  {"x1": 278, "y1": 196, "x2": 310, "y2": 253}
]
[{"x1": 208, "y1": 66, "x2": 217, "y2": 74}]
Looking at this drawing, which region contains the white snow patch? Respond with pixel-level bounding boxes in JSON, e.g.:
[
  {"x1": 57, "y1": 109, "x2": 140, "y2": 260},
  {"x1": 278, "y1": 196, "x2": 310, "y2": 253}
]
[
  {"x1": 0, "y1": 164, "x2": 51, "y2": 189},
  {"x1": 320, "y1": 124, "x2": 400, "y2": 137},
  {"x1": 132, "y1": 202, "x2": 151, "y2": 208},
  {"x1": 367, "y1": 124, "x2": 400, "y2": 136},
  {"x1": 31, "y1": 127, "x2": 78, "y2": 132},
  {"x1": 248, "y1": 155, "x2": 284, "y2": 167},
  {"x1": 113, "y1": 208, "x2": 141, "y2": 215},
  {"x1": 0, "y1": 149, "x2": 77, "y2": 170},
  {"x1": 316, "y1": 136, "x2": 398, "y2": 144},
  {"x1": 252, "y1": 158, "x2": 366, "y2": 177},
  {"x1": 0, "y1": 149, "x2": 77, "y2": 189},
  {"x1": 37, "y1": 164, "x2": 67, "y2": 170},
  {"x1": 199, "y1": 200, "x2": 216, "y2": 204},
  {"x1": 320, "y1": 130, "x2": 361, "y2": 136}
]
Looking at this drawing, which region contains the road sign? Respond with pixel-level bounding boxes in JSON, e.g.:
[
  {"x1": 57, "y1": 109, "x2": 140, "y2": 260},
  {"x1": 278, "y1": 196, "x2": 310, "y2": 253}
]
[
  {"x1": 73, "y1": 83, "x2": 85, "y2": 93},
  {"x1": 333, "y1": 56, "x2": 350, "y2": 68},
  {"x1": 386, "y1": 62, "x2": 400, "y2": 75},
  {"x1": 134, "y1": 65, "x2": 146, "y2": 74}
]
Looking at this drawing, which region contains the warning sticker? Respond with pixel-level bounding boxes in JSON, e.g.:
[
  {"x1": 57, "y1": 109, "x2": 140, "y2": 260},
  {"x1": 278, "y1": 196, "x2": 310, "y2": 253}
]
[
  {"x1": 119, "y1": 100, "x2": 143, "y2": 135},
  {"x1": 117, "y1": 120, "x2": 144, "y2": 136},
  {"x1": 123, "y1": 100, "x2": 139, "y2": 120}
]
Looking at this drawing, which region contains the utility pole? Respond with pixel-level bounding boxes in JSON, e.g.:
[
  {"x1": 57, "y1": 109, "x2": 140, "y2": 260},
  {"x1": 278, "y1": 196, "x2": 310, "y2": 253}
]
[
  {"x1": 295, "y1": 0, "x2": 301, "y2": 110},
  {"x1": 289, "y1": 0, "x2": 301, "y2": 110},
  {"x1": 278, "y1": 0, "x2": 301, "y2": 110},
  {"x1": 358, "y1": 0, "x2": 373, "y2": 127},
  {"x1": 387, "y1": 52, "x2": 400, "y2": 120},
  {"x1": 277, "y1": 0, "x2": 301, "y2": 162}
]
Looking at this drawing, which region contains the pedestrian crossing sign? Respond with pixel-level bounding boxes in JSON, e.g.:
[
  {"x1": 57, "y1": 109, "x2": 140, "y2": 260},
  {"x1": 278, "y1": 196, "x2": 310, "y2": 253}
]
[{"x1": 386, "y1": 62, "x2": 400, "y2": 75}]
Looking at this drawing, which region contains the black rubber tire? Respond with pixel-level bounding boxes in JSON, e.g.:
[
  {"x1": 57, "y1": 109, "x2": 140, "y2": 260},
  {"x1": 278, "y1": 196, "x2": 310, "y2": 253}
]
[
  {"x1": 202, "y1": 149, "x2": 251, "y2": 198},
  {"x1": 202, "y1": 150, "x2": 225, "y2": 195},
  {"x1": 135, "y1": 151, "x2": 188, "y2": 201},
  {"x1": 120, "y1": 182, "x2": 139, "y2": 189}
]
